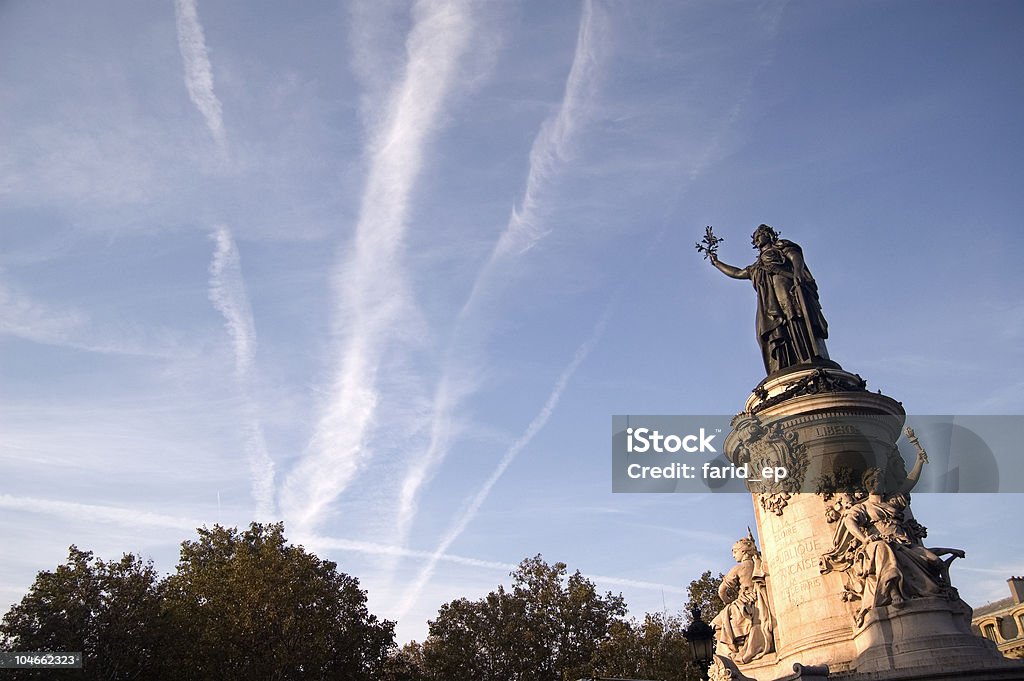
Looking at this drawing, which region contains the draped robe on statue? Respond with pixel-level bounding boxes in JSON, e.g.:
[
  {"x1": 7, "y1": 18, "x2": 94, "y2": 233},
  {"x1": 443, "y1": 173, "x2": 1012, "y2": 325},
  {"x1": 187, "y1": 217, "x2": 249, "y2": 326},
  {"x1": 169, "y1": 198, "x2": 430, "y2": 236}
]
[
  {"x1": 713, "y1": 553, "x2": 775, "y2": 663},
  {"x1": 747, "y1": 239, "x2": 829, "y2": 374}
]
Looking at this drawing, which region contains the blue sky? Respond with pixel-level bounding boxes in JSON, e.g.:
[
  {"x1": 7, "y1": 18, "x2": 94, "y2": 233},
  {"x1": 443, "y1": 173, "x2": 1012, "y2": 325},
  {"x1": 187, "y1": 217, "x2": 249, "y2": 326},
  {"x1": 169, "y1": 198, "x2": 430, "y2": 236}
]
[{"x1": 1, "y1": 0, "x2": 1022, "y2": 643}]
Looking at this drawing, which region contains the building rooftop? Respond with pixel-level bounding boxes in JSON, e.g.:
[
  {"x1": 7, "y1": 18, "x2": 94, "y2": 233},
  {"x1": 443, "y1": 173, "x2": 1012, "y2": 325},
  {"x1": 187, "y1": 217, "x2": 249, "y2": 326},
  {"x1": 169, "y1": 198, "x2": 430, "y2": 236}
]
[{"x1": 974, "y1": 597, "x2": 1015, "y2": 619}]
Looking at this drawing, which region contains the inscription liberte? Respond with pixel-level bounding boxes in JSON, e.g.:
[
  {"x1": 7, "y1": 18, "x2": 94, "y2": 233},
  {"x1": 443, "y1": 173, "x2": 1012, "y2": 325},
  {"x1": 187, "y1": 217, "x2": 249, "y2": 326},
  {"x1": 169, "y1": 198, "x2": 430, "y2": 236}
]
[{"x1": 813, "y1": 424, "x2": 860, "y2": 437}]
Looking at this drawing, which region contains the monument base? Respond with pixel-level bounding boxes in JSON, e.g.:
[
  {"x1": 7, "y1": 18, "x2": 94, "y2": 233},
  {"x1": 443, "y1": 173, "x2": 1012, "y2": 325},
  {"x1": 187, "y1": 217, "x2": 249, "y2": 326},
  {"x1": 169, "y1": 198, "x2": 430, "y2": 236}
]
[
  {"x1": 715, "y1": 366, "x2": 1024, "y2": 681},
  {"x1": 724, "y1": 662, "x2": 1024, "y2": 681},
  {"x1": 831, "y1": 660, "x2": 1024, "y2": 681},
  {"x1": 851, "y1": 597, "x2": 1012, "y2": 675}
]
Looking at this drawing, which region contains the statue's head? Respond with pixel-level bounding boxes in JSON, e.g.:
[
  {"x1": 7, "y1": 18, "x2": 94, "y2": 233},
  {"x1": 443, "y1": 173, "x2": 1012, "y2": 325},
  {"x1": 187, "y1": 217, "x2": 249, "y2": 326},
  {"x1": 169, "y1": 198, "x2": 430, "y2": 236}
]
[
  {"x1": 861, "y1": 467, "x2": 883, "y2": 493},
  {"x1": 732, "y1": 536, "x2": 757, "y2": 562},
  {"x1": 751, "y1": 224, "x2": 779, "y2": 248}
]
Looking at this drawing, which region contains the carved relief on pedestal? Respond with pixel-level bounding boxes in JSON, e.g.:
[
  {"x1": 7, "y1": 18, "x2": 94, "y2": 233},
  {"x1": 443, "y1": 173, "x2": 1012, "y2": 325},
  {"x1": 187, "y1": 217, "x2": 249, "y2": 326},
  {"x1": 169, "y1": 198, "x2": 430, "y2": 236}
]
[
  {"x1": 708, "y1": 654, "x2": 738, "y2": 681},
  {"x1": 817, "y1": 430, "x2": 967, "y2": 627},
  {"x1": 751, "y1": 367, "x2": 867, "y2": 414},
  {"x1": 712, "y1": 530, "x2": 777, "y2": 664},
  {"x1": 728, "y1": 413, "x2": 807, "y2": 517}
]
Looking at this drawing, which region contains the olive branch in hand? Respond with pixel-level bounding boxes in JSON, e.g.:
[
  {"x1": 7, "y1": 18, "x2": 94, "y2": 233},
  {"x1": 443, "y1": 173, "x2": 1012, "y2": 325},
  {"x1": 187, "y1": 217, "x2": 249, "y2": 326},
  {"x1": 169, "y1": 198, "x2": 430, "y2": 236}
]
[{"x1": 695, "y1": 225, "x2": 723, "y2": 260}]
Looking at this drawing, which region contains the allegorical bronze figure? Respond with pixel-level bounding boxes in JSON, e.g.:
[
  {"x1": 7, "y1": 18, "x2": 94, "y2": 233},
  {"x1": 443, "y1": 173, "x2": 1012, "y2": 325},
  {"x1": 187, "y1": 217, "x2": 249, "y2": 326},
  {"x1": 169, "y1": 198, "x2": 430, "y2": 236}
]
[{"x1": 700, "y1": 224, "x2": 831, "y2": 376}]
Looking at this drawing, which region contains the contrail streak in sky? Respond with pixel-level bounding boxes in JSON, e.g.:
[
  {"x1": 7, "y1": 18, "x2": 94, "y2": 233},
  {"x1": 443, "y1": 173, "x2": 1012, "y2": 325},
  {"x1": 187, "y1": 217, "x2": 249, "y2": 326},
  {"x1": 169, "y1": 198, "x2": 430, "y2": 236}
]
[{"x1": 174, "y1": 0, "x2": 226, "y2": 151}]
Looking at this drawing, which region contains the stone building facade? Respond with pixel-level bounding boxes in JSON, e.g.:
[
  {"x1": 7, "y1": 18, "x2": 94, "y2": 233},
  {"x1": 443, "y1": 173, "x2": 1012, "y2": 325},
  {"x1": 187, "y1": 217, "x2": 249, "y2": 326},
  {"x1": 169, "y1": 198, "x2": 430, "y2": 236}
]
[{"x1": 972, "y1": 577, "x2": 1024, "y2": 659}]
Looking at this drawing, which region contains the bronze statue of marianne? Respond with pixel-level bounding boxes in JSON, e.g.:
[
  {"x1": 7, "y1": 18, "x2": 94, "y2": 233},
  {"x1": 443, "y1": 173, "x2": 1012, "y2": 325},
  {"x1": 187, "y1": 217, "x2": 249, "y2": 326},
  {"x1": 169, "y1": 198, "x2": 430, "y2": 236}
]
[{"x1": 706, "y1": 224, "x2": 832, "y2": 376}]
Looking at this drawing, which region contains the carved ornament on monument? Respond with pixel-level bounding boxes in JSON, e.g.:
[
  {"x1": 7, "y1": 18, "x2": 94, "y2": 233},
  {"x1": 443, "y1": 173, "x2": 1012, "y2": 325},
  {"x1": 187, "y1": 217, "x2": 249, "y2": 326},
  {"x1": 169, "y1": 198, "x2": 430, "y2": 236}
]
[
  {"x1": 709, "y1": 654, "x2": 739, "y2": 681},
  {"x1": 751, "y1": 368, "x2": 867, "y2": 415},
  {"x1": 727, "y1": 413, "x2": 807, "y2": 517}
]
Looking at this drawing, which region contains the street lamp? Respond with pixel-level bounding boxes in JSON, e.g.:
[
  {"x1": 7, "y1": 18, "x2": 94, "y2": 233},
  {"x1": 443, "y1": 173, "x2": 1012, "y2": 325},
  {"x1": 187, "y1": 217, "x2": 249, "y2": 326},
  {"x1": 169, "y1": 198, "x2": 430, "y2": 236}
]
[{"x1": 683, "y1": 606, "x2": 715, "y2": 681}]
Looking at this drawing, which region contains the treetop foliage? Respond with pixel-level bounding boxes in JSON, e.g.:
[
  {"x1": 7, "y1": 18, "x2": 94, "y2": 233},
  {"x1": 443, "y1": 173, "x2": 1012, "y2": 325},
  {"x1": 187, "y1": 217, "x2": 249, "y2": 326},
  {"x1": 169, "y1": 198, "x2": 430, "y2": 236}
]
[
  {"x1": 2, "y1": 530, "x2": 723, "y2": 681},
  {"x1": 685, "y1": 570, "x2": 725, "y2": 625},
  {"x1": 1, "y1": 523, "x2": 392, "y2": 681}
]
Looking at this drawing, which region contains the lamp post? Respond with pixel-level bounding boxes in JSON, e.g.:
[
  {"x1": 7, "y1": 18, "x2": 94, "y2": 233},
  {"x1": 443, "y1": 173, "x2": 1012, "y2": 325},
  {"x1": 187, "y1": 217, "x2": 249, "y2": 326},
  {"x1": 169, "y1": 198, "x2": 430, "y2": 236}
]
[{"x1": 683, "y1": 606, "x2": 715, "y2": 681}]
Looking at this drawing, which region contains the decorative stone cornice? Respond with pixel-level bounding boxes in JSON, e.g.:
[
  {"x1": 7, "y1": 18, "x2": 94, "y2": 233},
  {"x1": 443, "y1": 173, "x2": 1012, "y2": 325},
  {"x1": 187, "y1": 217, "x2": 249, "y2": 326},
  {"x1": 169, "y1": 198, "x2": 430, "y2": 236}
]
[{"x1": 750, "y1": 368, "x2": 867, "y2": 414}]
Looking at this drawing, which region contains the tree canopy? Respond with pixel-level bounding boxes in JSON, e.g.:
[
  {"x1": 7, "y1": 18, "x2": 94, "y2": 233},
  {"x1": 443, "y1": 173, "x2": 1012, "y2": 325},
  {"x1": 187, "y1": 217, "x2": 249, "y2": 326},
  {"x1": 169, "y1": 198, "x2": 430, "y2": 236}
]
[
  {"x1": 396, "y1": 557, "x2": 722, "y2": 681},
  {"x1": 0, "y1": 547, "x2": 160, "y2": 680},
  {"x1": 2, "y1": 531, "x2": 724, "y2": 681},
  {"x1": 160, "y1": 523, "x2": 394, "y2": 681},
  {"x1": 1, "y1": 523, "x2": 394, "y2": 681},
  {"x1": 419, "y1": 555, "x2": 627, "y2": 681},
  {"x1": 594, "y1": 612, "x2": 693, "y2": 681},
  {"x1": 685, "y1": 570, "x2": 725, "y2": 625}
]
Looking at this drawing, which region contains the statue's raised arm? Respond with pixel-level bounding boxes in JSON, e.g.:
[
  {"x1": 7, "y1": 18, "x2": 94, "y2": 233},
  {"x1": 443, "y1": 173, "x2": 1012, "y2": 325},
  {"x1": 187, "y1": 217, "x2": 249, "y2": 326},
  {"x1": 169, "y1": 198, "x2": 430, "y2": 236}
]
[
  {"x1": 898, "y1": 427, "x2": 930, "y2": 494},
  {"x1": 709, "y1": 251, "x2": 750, "y2": 280}
]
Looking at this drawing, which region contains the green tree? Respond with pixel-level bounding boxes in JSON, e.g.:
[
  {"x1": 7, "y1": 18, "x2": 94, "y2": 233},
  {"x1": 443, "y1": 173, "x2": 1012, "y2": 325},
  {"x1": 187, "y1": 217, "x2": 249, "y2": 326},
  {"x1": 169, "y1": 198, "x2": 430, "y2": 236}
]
[
  {"x1": 685, "y1": 570, "x2": 724, "y2": 625},
  {"x1": 1, "y1": 524, "x2": 395, "y2": 680},
  {"x1": 0, "y1": 546, "x2": 161, "y2": 680},
  {"x1": 421, "y1": 555, "x2": 627, "y2": 681},
  {"x1": 381, "y1": 641, "x2": 428, "y2": 681},
  {"x1": 594, "y1": 612, "x2": 694, "y2": 681},
  {"x1": 592, "y1": 571, "x2": 726, "y2": 681},
  {"x1": 159, "y1": 522, "x2": 394, "y2": 681}
]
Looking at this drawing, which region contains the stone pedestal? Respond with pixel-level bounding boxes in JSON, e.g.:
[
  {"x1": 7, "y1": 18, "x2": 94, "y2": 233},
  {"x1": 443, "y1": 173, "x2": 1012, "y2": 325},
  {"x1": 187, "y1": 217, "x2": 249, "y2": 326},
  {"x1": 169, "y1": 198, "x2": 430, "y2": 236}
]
[
  {"x1": 853, "y1": 597, "x2": 1001, "y2": 674},
  {"x1": 715, "y1": 366, "x2": 1023, "y2": 681}
]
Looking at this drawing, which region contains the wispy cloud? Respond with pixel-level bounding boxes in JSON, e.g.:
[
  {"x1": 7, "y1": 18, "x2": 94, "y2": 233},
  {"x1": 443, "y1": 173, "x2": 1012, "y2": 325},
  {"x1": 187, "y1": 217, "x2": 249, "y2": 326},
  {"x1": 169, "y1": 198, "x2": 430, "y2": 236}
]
[
  {"x1": 307, "y1": 534, "x2": 516, "y2": 572},
  {"x1": 279, "y1": 0, "x2": 475, "y2": 535},
  {"x1": 686, "y1": 1, "x2": 788, "y2": 182},
  {"x1": 396, "y1": 306, "x2": 613, "y2": 619},
  {"x1": 586, "y1": 574, "x2": 687, "y2": 595},
  {"x1": 958, "y1": 565, "x2": 1024, "y2": 576},
  {"x1": 207, "y1": 226, "x2": 275, "y2": 518},
  {"x1": 174, "y1": 0, "x2": 226, "y2": 152},
  {"x1": 0, "y1": 494, "x2": 204, "y2": 532},
  {"x1": 208, "y1": 227, "x2": 256, "y2": 379},
  {"x1": 309, "y1": 532, "x2": 687, "y2": 596},
  {"x1": 0, "y1": 281, "x2": 87, "y2": 345},
  {"x1": 0, "y1": 491, "x2": 687, "y2": 597},
  {"x1": 393, "y1": 0, "x2": 607, "y2": 553},
  {"x1": 0, "y1": 279, "x2": 185, "y2": 358},
  {"x1": 490, "y1": 0, "x2": 604, "y2": 262},
  {"x1": 393, "y1": 365, "x2": 473, "y2": 550}
]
